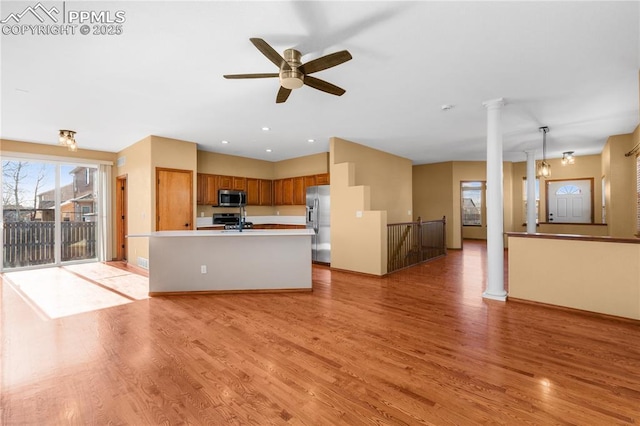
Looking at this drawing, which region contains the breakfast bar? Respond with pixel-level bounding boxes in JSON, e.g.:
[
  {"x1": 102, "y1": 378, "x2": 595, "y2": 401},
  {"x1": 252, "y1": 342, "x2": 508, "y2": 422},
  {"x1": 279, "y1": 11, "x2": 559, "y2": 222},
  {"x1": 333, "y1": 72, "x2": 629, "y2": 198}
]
[{"x1": 129, "y1": 229, "x2": 314, "y2": 295}]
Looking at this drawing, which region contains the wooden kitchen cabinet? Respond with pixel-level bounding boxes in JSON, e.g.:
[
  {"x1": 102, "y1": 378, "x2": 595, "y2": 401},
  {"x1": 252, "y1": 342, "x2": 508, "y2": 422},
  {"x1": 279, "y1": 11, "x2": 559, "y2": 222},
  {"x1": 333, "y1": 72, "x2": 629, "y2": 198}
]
[
  {"x1": 282, "y1": 178, "x2": 294, "y2": 205},
  {"x1": 273, "y1": 179, "x2": 283, "y2": 205},
  {"x1": 246, "y1": 178, "x2": 260, "y2": 205},
  {"x1": 304, "y1": 175, "x2": 316, "y2": 189},
  {"x1": 259, "y1": 179, "x2": 273, "y2": 206},
  {"x1": 217, "y1": 175, "x2": 232, "y2": 190},
  {"x1": 197, "y1": 173, "x2": 206, "y2": 205},
  {"x1": 197, "y1": 173, "x2": 219, "y2": 205},
  {"x1": 315, "y1": 173, "x2": 330, "y2": 185},
  {"x1": 293, "y1": 176, "x2": 305, "y2": 205},
  {"x1": 232, "y1": 176, "x2": 246, "y2": 191}
]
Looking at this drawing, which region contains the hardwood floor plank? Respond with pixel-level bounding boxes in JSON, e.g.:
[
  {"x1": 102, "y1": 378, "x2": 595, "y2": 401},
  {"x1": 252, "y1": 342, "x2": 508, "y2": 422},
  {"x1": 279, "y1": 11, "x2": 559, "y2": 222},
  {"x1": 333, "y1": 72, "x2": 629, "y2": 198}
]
[{"x1": 2, "y1": 241, "x2": 640, "y2": 425}]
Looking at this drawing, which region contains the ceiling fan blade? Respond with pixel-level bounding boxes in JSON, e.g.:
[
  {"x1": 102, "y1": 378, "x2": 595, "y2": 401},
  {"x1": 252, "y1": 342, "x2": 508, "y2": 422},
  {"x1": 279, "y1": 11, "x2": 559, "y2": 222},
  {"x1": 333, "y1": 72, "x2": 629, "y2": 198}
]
[
  {"x1": 276, "y1": 86, "x2": 292, "y2": 103},
  {"x1": 250, "y1": 38, "x2": 290, "y2": 70},
  {"x1": 299, "y1": 50, "x2": 352, "y2": 75},
  {"x1": 304, "y1": 76, "x2": 346, "y2": 96},
  {"x1": 223, "y1": 73, "x2": 279, "y2": 79}
]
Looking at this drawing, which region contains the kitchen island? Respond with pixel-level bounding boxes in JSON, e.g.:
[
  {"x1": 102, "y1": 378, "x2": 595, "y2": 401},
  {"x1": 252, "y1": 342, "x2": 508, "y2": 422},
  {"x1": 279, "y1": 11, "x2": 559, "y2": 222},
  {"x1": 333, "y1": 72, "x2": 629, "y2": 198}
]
[{"x1": 128, "y1": 229, "x2": 314, "y2": 296}]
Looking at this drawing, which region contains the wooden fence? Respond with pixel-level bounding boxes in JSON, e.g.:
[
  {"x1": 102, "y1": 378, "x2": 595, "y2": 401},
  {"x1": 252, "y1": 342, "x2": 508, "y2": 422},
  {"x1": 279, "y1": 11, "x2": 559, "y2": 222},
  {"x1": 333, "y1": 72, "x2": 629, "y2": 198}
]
[
  {"x1": 387, "y1": 216, "x2": 446, "y2": 273},
  {"x1": 3, "y1": 221, "x2": 97, "y2": 268}
]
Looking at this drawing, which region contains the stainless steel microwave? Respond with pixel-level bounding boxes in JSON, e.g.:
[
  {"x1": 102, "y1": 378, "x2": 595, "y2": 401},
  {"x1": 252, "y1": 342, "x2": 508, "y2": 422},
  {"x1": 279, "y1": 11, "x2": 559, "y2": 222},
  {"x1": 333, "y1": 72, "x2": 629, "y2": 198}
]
[{"x1": 218, "y1": 189, "x2": 246, "y2": 207}]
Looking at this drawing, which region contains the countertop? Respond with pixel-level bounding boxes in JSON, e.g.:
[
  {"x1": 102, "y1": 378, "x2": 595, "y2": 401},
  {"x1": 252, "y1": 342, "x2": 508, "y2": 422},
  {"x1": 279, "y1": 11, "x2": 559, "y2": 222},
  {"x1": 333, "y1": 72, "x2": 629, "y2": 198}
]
[
  {"x1": 195, "y1": 215, "x2": 305, "y2": 228},
  {"x1": 129, "y1": 229, "x2": 314, "y2": 238}
]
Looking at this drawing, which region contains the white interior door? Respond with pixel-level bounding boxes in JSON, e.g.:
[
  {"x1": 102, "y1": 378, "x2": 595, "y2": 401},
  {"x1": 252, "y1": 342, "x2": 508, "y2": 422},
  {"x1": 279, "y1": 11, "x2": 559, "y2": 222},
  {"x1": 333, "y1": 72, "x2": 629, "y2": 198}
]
[{"x1": 547, "y1": 180, "x2": 592, "y2": 223}]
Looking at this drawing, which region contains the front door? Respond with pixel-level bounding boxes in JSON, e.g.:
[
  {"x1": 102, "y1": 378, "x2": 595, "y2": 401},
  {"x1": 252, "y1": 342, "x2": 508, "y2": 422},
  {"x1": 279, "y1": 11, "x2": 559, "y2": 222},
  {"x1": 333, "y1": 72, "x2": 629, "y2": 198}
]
[
  {"x1": 156, "y1": 168, "x2": 193, "y2": 231},
  {"x1": 546, "y1": 179, "x2": 593, "y2": 223}
]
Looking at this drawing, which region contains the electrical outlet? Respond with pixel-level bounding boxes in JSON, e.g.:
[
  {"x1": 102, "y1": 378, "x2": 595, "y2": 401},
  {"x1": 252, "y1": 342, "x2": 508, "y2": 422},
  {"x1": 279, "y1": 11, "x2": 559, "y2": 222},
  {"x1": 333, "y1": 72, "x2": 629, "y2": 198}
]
[
  {"x1": 200, "y1": 265, "x2": 207, "y2": 274},
  {"x1": 356, "y1": 210, "x2": 363, "y2": 218}
]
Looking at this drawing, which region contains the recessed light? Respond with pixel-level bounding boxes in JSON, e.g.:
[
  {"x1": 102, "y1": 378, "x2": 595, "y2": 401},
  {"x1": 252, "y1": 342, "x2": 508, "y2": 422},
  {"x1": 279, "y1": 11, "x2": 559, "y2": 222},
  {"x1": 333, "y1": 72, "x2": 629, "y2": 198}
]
[
  {"x1": 265, "y1": 149, "x2": 272, "y2": 153},
  {"x1": 221, "y1": 140, "x2": 229, "y2": 144},
  {"x1": 307, "y1": 139, "x2": 315, "y2": 143},
  {"x1": 262, "y1": 127, "x2": 270, "y2": 131}
]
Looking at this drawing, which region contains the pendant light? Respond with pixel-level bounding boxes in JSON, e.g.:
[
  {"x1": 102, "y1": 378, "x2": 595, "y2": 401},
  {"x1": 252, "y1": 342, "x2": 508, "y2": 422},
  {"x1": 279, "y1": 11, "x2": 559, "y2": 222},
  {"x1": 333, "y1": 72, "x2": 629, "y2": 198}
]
[{"x1": 537, "y1": 126, "x2": 551, "y2": 178}]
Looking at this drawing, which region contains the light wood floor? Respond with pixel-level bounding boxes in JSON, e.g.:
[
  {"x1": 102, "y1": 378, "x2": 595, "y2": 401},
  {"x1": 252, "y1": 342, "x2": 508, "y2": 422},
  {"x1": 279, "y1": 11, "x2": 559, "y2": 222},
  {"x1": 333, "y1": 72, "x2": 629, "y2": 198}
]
[{"x1": 2, "y1": 241, "x2": 639, "y2": 425}]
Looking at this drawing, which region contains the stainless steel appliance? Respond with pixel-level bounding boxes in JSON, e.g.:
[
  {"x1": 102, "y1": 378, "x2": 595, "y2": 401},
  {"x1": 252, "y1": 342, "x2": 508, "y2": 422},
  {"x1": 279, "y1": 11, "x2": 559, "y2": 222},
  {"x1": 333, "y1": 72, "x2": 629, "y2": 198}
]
[
  {"x1": 306, "y1": 185, "x2": 330, "y2": 263},
  {"x1": 218, "y1": 190, "x2": 246, "y2": 207},
  {"x1": 212, "y1": 213, "x2": 253, "y2": 229}
]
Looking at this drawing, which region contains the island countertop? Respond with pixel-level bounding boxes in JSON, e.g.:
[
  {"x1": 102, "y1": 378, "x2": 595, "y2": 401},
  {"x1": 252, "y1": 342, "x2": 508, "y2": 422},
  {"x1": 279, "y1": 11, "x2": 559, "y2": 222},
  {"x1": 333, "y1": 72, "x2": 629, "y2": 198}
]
[
  {"x1": 128, "y1": 229, "x2": 314, "y2": 238},
  {"x1": 128, "y1": 229, "x2": 314, "y2": 295}
]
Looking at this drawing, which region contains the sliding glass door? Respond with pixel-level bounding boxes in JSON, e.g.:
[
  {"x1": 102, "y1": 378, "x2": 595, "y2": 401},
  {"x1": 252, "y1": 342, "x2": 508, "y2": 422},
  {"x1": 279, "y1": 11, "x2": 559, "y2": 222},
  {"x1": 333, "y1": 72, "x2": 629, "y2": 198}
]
[{"x1": 2, "y1": 158, "x2": 101, "y2": 269}]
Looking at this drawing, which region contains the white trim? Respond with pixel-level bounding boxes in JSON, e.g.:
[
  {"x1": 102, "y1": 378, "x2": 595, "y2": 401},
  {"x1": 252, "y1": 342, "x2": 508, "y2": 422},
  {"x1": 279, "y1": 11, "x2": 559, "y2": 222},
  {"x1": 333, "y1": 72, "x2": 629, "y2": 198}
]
[{"x1": 1, "y1": 151, "x2": 113, "y2": 166}]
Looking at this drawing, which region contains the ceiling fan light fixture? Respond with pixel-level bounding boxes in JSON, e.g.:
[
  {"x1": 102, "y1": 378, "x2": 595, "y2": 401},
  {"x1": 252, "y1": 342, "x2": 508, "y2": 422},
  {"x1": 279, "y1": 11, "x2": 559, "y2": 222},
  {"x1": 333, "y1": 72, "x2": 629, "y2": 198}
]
[{"x1": 279, "y1": 70, "x2": 304, "y2": 89}]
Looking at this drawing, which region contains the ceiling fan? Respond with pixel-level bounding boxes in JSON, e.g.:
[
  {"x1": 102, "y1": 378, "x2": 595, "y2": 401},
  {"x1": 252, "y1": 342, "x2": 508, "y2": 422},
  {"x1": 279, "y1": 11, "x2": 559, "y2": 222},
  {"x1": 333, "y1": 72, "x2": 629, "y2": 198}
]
[{"x1": 223, "y1": 38, "x2": 352, "y2": 103}]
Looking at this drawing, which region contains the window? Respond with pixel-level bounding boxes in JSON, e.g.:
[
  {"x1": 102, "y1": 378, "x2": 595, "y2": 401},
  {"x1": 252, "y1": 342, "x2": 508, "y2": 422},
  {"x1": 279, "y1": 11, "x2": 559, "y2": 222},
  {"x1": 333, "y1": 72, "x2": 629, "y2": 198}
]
[
  {"x1": 522, "y1": 178, "x2": 540, "y2": 224},
  {"x1": 461, "y1": 181, "x2": 483, "y2": 226},
  {"x1": 556, "y1": 185, "x2": 581, "y2": 195}
]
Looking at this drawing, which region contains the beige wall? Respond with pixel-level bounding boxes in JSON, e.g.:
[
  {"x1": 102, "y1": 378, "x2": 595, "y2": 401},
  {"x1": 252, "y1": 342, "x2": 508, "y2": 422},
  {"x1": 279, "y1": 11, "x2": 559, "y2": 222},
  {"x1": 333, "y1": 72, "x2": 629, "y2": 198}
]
[
  {"x1": 115, "y1": 135, "x2": 198, "y2": 263},
  {"x1": 509, "y1": 235, "x2": 640, "y2": 320},
  {"x1": 413, "y1": 161, "x2": 515, "y2": 249},
  {"x1": 330, "y1": 137, "x2": 412, "y2": 275},
  {"x1": 331, "y1": 138, "x2": 412, "y2": 224},
  {"x1": 150, "y1": 135, "x2": 198, "y2": 231},
  {"x1": 602, "y1": 133, "x2": 636, "y2": 238},
  {"x1": 116, "y1": 136, "x2": 152, "y2": 262},
  {"x1": 413, "y1": 162, "x2": 454, "y2": 246},
  {"x1": 273, "y1": 152, "x2": 328, "y2": 179}
]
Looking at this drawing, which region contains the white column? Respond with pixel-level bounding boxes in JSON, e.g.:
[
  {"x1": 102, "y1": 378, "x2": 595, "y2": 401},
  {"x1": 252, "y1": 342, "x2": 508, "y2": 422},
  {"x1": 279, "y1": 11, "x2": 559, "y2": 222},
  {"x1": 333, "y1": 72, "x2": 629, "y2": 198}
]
[
  {"x1": 525, "y1": 150, "x2": 537, "y2": 234},
  {"x1": 482, "y1": 98, "x2": 507, "y2": 301}
]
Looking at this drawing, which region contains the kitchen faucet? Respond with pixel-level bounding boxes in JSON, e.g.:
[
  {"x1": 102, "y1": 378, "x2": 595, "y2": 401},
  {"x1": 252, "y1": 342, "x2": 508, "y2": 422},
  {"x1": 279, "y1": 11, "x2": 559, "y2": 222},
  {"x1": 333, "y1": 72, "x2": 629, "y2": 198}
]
[{"x1": 238, "y1": 205, "x2": 245, "y2": 232}]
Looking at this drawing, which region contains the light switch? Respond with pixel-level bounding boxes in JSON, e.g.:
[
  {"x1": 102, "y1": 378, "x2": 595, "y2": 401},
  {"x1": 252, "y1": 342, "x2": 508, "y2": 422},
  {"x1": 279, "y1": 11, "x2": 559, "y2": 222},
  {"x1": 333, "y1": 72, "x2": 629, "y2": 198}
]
[{"x1": 356, "y1": 210, "x2": 363, "y2": 218}]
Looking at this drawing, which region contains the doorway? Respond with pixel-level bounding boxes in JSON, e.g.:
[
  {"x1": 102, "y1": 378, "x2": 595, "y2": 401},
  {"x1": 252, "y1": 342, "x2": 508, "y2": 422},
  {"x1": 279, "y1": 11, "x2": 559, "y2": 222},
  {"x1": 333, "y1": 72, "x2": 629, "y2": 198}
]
[
  {"x1": 2, "y1": 159, "x2": 101, "y2": 270},
  {"x1": 461, "y1": 181, "x2": 487, "y2": 240},
  {"x1": 116, "y1": 175, "x2": 127, "y2": 260},
  {"x1": 156, "y1": 168, "x2": 193, "y2": 231},
  {"x1": 546, "y1": 178, "x2": 593, "y2": 223}
]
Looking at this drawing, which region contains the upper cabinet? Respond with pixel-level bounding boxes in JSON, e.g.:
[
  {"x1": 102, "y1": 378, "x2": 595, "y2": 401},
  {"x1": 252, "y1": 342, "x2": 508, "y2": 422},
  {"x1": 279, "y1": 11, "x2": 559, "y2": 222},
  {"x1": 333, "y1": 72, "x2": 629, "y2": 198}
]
[
  {"x1": 217, "y1": 175, "x2": 232, "y2": 190},
  {"x1": 232, "y1": 177, "x2": 246, "y2": 191},
  {"x1": 197, "y1": 172, "x2": 329, "y2": 206},
  {"x1": 197, "y1": 173, "x2": 218, "y2": 205}
]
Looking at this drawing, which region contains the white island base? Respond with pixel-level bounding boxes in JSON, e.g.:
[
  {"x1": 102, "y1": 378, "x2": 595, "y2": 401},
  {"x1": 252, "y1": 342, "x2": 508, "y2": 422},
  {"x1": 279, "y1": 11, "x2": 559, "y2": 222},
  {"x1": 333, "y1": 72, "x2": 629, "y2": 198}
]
[{"x1": 132, "y1": 229, "x2": 314, "y2": 296}]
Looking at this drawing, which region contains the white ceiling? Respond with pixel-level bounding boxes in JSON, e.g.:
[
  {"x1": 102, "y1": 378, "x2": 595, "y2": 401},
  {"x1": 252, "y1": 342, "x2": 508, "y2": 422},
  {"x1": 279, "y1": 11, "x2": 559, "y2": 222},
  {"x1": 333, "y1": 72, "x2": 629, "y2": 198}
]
[{"x1": 1, "y1": 1, "x2": 639, "y2": 164}]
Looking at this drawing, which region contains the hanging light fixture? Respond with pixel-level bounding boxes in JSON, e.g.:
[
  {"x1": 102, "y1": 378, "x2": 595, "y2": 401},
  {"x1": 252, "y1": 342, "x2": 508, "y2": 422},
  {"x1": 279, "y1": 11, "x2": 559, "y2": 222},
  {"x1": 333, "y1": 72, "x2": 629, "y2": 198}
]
[
  {"x1": 561, "y1": 151, "x2": 575, "y2": 165},
  {"x1": 59, "y1": 130, "x2": 78, "y2": 152},
  {"x1": 537, "y1": 126, "x2": 551, "y2": 178}
]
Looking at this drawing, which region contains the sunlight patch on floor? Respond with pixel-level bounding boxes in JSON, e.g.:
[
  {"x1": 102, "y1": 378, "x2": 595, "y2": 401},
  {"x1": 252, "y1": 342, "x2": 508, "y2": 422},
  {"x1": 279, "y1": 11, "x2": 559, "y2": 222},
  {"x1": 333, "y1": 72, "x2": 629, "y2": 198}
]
[{"x1": 3, "y1": 263, "x2": 148, "y2": 320}]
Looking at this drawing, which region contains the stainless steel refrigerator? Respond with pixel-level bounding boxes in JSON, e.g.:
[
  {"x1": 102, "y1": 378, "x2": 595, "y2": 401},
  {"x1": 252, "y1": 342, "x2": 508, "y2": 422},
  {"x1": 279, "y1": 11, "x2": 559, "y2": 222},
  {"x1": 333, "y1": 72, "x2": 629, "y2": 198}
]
[{"x1": 306, "y1": 185, "x2": 330, "y2": 263}]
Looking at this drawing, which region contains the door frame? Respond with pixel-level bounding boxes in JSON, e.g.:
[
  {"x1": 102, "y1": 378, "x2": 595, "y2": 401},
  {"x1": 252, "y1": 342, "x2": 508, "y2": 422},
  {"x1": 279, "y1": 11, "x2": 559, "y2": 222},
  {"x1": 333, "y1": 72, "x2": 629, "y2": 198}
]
[
  {"x1": 545, "y1": 177, "x2": 594, "y2": 223},
  {"x1": 116, "y1": 174, "x2": 127, "y2": 261}
]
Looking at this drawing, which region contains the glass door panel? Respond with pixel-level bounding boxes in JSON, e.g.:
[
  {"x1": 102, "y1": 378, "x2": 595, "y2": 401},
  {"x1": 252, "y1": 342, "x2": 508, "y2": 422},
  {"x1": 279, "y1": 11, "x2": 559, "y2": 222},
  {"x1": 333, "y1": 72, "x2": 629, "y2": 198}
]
[
  {"x1": 60, "y1": 165, "x2": 98, "y2": 262},
  {"x1": 2, "y1": 160, "x2": 100, "y2": 269},
  {"x1": 2, "y1": 160, "x2": 56, "y2": 268}
]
